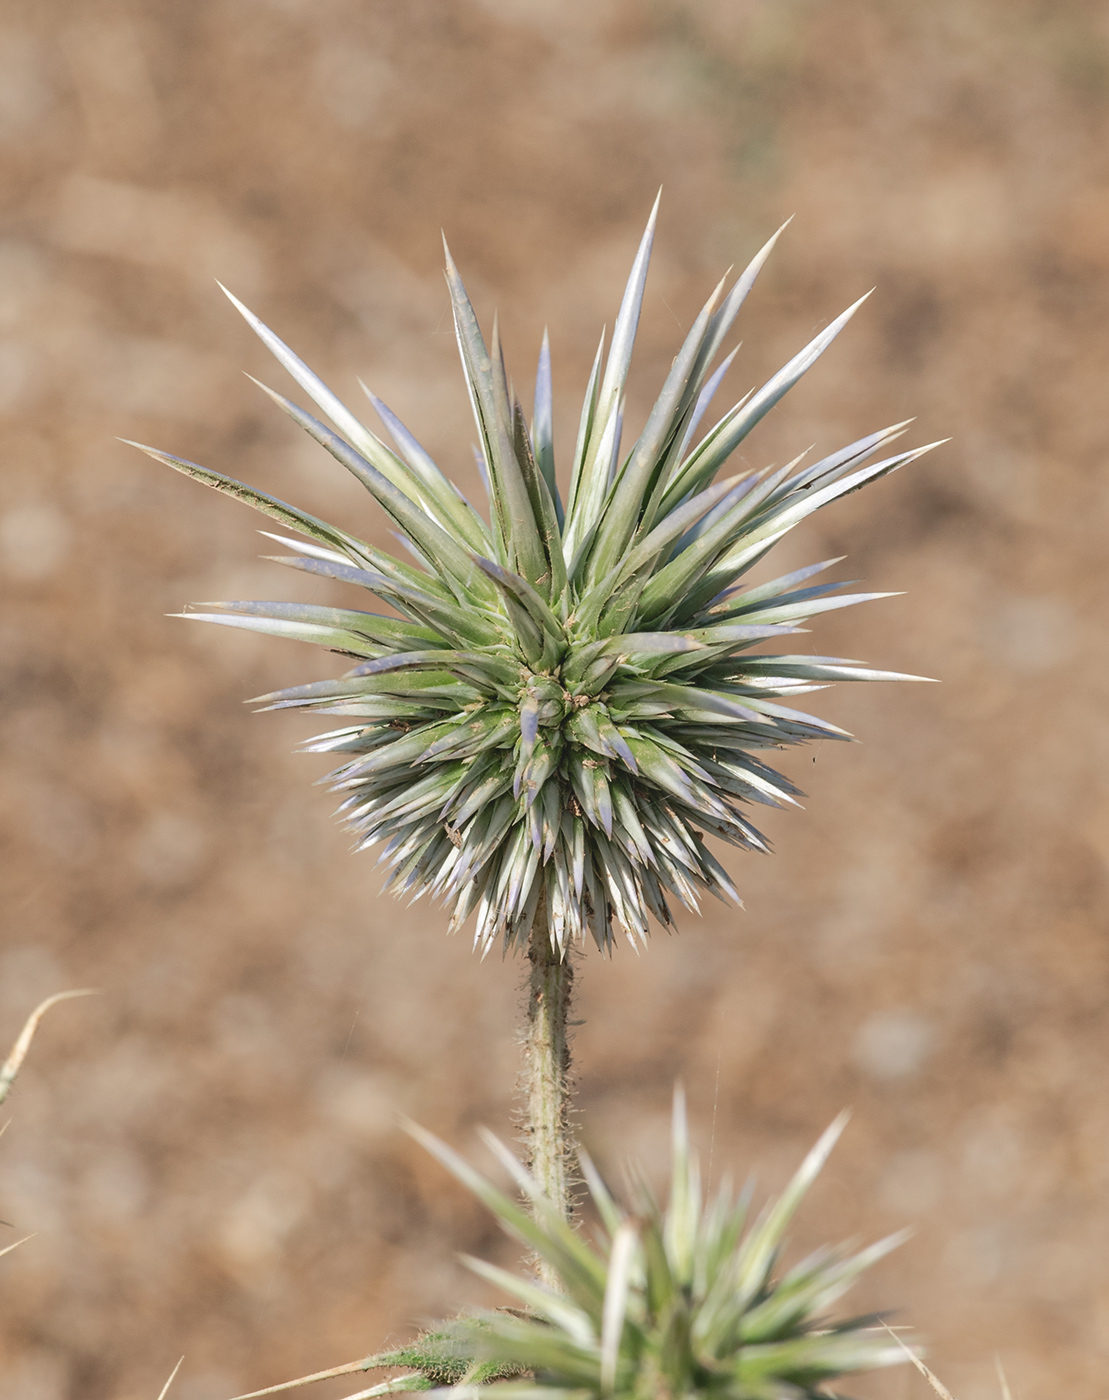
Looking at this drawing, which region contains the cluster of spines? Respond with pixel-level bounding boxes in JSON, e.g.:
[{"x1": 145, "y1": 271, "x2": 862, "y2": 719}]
[
  {"x1": 129, "y1": 196, "x2": 938, "y2": 956},
  {"x1": 405, "y1": 1098, "x2": 911, "y2": 1400}
]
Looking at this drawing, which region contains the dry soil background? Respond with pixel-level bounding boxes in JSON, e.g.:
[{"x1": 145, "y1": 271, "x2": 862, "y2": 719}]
[{"x1": 0, "y1": 2, "x2": 1107, "y2": 1397}]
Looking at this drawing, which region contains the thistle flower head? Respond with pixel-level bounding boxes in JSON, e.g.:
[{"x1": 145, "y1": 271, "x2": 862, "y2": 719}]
[
  {"x1": 403, "y1": 1095, "x2": 910, "y2": 1400},
  {"x1": 132, "y1": 198, "x2": 937, "y2": 956}
]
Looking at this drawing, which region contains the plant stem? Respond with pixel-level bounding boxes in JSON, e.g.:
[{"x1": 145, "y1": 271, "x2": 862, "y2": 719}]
[{"x1": 523, "y1": 899, "x2": 574, "y2": 1239}]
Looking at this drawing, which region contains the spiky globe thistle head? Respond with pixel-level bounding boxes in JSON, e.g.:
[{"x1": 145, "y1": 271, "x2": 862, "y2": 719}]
[
  {"x1": 131, "y1": 197, "x2": 937, "y2": 957},
  {"x1": 398, "y1": 1096, "x2": 910, "y2": 1400}
]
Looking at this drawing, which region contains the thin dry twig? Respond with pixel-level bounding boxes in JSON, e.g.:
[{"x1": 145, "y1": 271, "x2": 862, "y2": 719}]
[
  {"x1": 881, "y1": 1321, "x2": 956, "y2": 1400},
  {"x1": 227, "y1": 1359, "x2": 388, "y2": 1400},
  {"x1": 0, "y1": 1233, "x2": 35, "y2": 1260},
  {"x1": 0, "y1": 989, "x2": 99, "y2": 1107},
  {"x1": 157, "y1": 1357, "x2": 185, "y2": 1400}
]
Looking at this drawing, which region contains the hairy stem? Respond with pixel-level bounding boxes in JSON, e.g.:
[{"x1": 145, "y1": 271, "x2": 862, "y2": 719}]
[{"x1": 523, "y1": 900, "x2": 575, "y2": 1243}]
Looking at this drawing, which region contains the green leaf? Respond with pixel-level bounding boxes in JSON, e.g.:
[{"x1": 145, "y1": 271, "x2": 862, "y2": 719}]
[
  {"x1": 696, "y1": 220, "x2": 791, "y2": 374},
  {"x1": 687, "y1": 441, "x2": 944, "y2": 610},
  {"x1": 513, "y1": 397, "x2": 568, "y2": 601},
  {"x1": 734, "y1": 1114, "x2": 850, "y2": 1308},
  {"x1": 175, "y1": 607, "x2": 383, "y2": 657},
  {"x1": 656, "y1": 291, "x2": 873, "y2": 509},
  {"x1": 699, "y1": 555, "x2": 846, "y2": 617},
  {"x1": 761, "y1": 418, "x2": 914, "y2": 504},
  {"x1": 587, "y1": 272, "x2": 730, "y2": 583},
  {"x1": 405, "y1": 1121, "x2": 609, "y2": 1312},
  {"x1": 124, "y1": 441, "x2": 402, "y2": 577},
  {"x1": 246, "y1": 378, "x2": 494, "y2": 605},
  {"x1": 563, "y1": 194, "x2": 658, "y2": 564},
  {"x1": 443, "y1": 245, "x2": 549, "y2": 589},
  {"x1": 360, "y1": 383, "x2": 493, "y2": 552},
  {"x1": 264, "y1": 554, "x2": 504, "y2": 646},
  {"x1": 255, "y1": 671, "x2": 478, "y2": 708},
  {"x1": 202, "y1": 314, "x2": 481, "y2": 600},
  {"x1": 563, "y1": 330, "x2": 605, "y2": 557},
  {"x1": 715, "y1": 589, "x2": 901, "y2": 628},
  {"x1": 200, "y1": 598, "x2": 444, "y2": 651},
  {"x1": 531, "y1": 329, "x2": 562, "y2": 526},
  {"x1": 463, "y1": 1256, "x2": 597, "y2": 1345},
  {"x1": 567, "y1": 704, "x2": 637, "y2": 772},
  {"x1": 572, "y1": 474, "x2": 744, "y2": 633},
  {"x1": 418, "y1": 705, "x2": 521, "y2": 763},
  {"x1": 219, "y1": 284, "x2": 447, "y2": 513},
  {"x1": 474, "y1": 556, "x2": 567, "y2": 652}
]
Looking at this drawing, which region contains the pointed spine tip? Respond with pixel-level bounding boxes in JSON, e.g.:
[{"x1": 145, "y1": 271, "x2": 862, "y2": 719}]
[
  {"x1": 243, "y1": 373, "x2": 283, "y2": 406},
  {"x1": 358, "y1": 377, "x2": 384, "y2": 411},
  {"x1": 217, "y1": 281, "x2": 251, "y2": 317},
  {"x1": 764, "y1": 215, "x2": 794, "y2": 250},
  {"x1": 121, "y1": 439, "x2": 171, "y2": 465}
]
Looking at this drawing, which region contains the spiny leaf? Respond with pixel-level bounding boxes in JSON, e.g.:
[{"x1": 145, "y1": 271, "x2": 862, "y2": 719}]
[
  {"x1": 444, "y1": 244, "x2": 549, "y2": 590},
  {"x1": 532, "y1": 329, "x2": 561, "y2": 525},
  {"x1": 246, "y1": 378, "x2": 493, "y2": 605},
  {"x1": 563, "y1": 195, "x2": 658, "y2": 565},
  {"x1": 360, "y1": 383, "x2": 492, "y2": 552}
]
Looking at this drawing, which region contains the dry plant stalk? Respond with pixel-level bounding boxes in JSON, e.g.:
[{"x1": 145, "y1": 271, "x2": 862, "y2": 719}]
[{"x1": 0, "y1": 988, "x2": 98, "y2": 1108}]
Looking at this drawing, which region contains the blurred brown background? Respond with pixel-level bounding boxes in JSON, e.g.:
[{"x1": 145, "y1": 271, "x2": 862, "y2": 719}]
[{"x1": 0, "y1": 1, "x2": 1106, "y2": 1396}]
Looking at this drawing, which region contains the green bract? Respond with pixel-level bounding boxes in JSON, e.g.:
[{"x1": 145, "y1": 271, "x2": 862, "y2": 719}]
[
  {"x1": 130, "y1": 198, "x2": 937, "y2": 956},
  {"x1": 402, "y1": 1096, "x2": 910, "y2": 1400}
]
